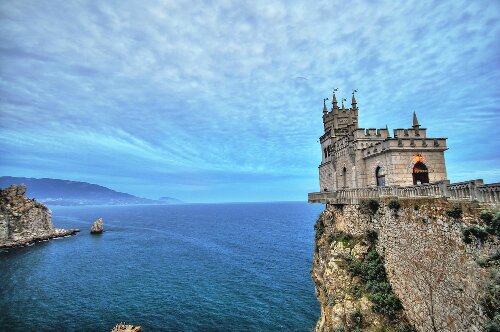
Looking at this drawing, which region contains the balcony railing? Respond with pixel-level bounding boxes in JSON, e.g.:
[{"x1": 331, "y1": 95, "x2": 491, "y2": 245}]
[{"x1": 308, "y1": 180, "x2": 500, "y2": 204}]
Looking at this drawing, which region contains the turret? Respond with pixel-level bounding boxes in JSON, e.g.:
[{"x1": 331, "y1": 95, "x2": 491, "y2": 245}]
[
  {"x1": 413, "y1": 111, "x2": 420, "y2": 129},
  {"x1": 332, "y1": 89, "x2": 338, "y2": 110},
  {"x1": 351, "y1": 89, "x2": 358, "y2": 109}
]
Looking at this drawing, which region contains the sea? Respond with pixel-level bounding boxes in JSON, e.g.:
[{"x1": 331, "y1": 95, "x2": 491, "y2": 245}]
[{"x1": 0, "y1": 202, "x2": 324, "y2": 331}]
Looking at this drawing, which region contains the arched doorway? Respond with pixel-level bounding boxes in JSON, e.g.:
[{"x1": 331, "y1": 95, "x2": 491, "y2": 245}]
[
  {"x1": 342, "y1": 167, "x2": 347, "y2": 188},
  {"x1": 413, "y1": 162, "x2": 429, "y2": 185},
  {"x1": 376, "y1": 166, "x2": 386, "y2": 187}
]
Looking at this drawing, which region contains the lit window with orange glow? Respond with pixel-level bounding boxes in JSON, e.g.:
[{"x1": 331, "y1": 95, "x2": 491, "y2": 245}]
[{"x1": 413, "y1": 154, "x2": 425, "y2": 163}]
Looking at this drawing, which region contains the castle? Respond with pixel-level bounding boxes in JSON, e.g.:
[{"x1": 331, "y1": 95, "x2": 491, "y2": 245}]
[{"x1": 317, "y1": 90, "x2": 448, "y2": 191}]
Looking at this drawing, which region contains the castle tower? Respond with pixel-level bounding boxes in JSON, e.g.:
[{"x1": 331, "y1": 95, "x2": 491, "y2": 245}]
[{"x1": 314, "y1": 88, "x2": 448, "y2": 193}]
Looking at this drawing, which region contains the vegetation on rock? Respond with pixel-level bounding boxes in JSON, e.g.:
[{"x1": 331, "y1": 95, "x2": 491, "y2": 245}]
[
  {"x1": 445, "y1": 205, "x2": 462, "y2": 219},
  {"x1": 313, "y1": 208, "x2": 414, "y2": 332},
  {"x1": 462, "y1": 208, "x2": 500, "y2": 244},
  {"x1": 481, "y1": 264, "x2": 500, "y2": 332},
  {"x1": 387, "y1": 200, "x2": 401, "y2": 212},
  {"x1": 462, "y1": 225, "x2": 489, "y2": 244},
  {"x1": 341, "y1": 233, "x2": 407, "y2": 324},
  {"x1": 359, "y1": 199, "x2": 380, "y2": 216}
]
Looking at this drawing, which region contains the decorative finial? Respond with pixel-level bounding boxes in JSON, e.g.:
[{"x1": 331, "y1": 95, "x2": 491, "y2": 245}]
[
  {"x1": 323, "y1": 97, "x2": 329, "y2": 114},
  {"x1": 332, "y1": 88, "x2": 338, "y2": 108},
  {"x1": 351, "y1": 89, "x2": 358, "y2": 108},
  {"x1": 413, "y1": 111, "x2": 420, "y2": 129},
  {"x1": 341, "y1": 98, "x2": 346, "y2": 109}
]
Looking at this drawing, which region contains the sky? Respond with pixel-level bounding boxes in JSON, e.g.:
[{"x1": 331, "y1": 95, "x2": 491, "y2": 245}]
[{"x1": 0, "y1": 0, "x2": 499, "y2": 203}]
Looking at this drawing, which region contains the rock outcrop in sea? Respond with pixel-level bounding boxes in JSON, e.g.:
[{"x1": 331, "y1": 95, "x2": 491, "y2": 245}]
[
  {"x1": 91, "y1": 217, "x2": 103, "y2": 234},
  {"x1": 0, "y1": 184, "x2": 79, "y2": 249},
  {"x1": 111, "y1": 323, "x2": 141, "y2": 332}
]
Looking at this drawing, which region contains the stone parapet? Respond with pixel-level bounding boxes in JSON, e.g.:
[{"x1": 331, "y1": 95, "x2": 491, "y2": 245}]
[{"x1": 309, "y1": 180, "x2": 500, "y2": 204}]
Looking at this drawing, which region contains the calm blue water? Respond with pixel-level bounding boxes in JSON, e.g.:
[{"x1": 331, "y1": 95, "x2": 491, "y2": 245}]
[{"x1": 0, "y1": 202, "x2": 323, "y2": 331}]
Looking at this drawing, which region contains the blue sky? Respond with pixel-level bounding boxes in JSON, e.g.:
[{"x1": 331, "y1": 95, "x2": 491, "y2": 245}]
[{"x1": 0, "y1": 0, "x2": 499, "y2": 202}]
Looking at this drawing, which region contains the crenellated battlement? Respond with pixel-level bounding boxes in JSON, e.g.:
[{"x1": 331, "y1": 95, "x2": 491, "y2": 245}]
[
  {"x1": 360, "y1": 137, "x2": 447, "y2": 158},
  {"x1": 354, "y1": 128, "x2": 391, "y2": 139},
  {"x1": 393, "y1": 128, "x2": 427, "y2": 139}
]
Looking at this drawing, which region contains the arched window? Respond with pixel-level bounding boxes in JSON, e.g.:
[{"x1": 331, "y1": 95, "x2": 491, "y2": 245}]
[
  {"x1": 342, "y1": 167, "x2": 347, "y2": 188},
  {"x1": 324, "y1": 148, "x2": 327, "y2": 159},
  {"x1": 376, "y1": 166, "x2": 386, "y2": 187},
  {"x1": 413, "y1": 162, "x2": 429, "y2": 185}
]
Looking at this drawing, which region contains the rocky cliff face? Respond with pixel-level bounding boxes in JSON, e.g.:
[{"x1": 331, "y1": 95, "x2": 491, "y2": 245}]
[
  {"x1": 312, "y1": 198, "x2": 499, "y2": 331},
  {"x1": 0, "y1": 184, "x2": 78, "y2": 248}
]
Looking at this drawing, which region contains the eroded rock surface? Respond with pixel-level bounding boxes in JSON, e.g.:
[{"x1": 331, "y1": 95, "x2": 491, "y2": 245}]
[
  {"x1": 312, "y1": 198, "x2": 499, "y2": 331},
  {"x1": 91, "y1": 217, "x2": 103, "y2": 234},
  {"x1": 111, "y1": 323, "x2": 141, "y2": 332},
  {"x1": 0, "y1": 184, "x2": 79, "y2": 248}
]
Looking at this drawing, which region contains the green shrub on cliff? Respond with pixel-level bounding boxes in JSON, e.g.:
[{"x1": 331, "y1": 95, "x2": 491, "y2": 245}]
[
  {"x1": 329, "y1": 232, "x2": 358, "y2": 248},
  {"x1": 314, "y1": 217, "x2": 325, "y2": 253},
  {"x1": 341, "y1": 238, "x2": 408, "y2": 325},
  {"x1": 359, "y1": 199, "x2": 380, "y2": 216},
  {"x1": 366, "y1": 230, "x2": 378, "y2": 245},
  {"x1": 350, "y1": 310, "x2": 363, "y2": 329},
  {"x1": 480, "y1": 210, "x2": 494, "y2": 224},
  {"x1": 371, "y1": 292, "x2": 403, "y2": 320},
  {"x1": 481, "y1": 269, "x2": 500, "y2": 332},
  {"x1": 480, "y1": 209, "x2": 500, "y2": 237},
  {"x1": 462, "y1": 226, "x2": 488, "y2": 244},
  {"x1": 446, "y1": 205, "x2": 462, "y2": 219},
  {"x1": 387, "y1": 199, "x2": 401, "y2": 212},
  {"x1": 314, "y1": 218, "x2": 325, "y2": 242}
]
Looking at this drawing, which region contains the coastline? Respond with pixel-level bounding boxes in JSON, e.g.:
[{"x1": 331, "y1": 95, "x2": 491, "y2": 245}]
[{"x1": 0, "y1": 228, "x2": 80, "y2": 250}]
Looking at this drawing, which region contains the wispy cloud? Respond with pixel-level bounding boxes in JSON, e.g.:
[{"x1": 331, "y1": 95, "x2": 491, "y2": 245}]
[{"x1": 1, "y1": 0, "x2": 499, "y2": 202}]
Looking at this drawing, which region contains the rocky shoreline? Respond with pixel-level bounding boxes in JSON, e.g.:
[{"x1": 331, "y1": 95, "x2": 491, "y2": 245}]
[
  {"x1": 0, "y1": 184, "x2": 79, "y2": 250},
  {"x1": 0, "y1": 228, "x2": 79, "y2": 249}
]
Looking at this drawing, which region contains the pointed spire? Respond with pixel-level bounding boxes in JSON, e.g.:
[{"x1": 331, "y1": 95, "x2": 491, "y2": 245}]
[
  {"x1": 323, "y1": 98, "x2": 328, "y2": 115},
  {"x1": 413, "y1": 111, "x2": 420, "y2": 129},
  {"x1": 332, "y1": 88, "x2": 338, "y2": 109},
  {"x1": 351, "y1": 89, "x2": 358, "y2": 109}
]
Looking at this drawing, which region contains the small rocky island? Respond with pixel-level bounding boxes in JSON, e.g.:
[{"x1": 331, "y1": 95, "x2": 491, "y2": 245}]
[
  {"x1": 0, "y1": 184, "x2": 79, "y2": 249},
  {"x1": 91, "y1": 217, "x2": 103, "y2": 234}
]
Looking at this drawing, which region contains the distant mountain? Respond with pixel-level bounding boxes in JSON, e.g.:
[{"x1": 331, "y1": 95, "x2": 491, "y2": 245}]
[
  {"x1": 158, "y1": 196, "x2": 183, "y2": 204},
  {"x1": 0, "y1": 176, "x2": 180, "y2": 206}
]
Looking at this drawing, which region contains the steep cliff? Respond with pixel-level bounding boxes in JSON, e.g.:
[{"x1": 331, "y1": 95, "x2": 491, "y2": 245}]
[
  {"x1": 312, "y1": 198, "x2": 499, "y2": 331},
  {"x1": 0, "y1": 184, "x2": 79, "y2": 248}
]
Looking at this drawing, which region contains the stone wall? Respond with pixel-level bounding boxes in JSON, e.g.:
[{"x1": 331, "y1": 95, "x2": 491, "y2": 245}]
[
  {"x1": 364, "y1": 150, "x2": 447, "y2": 187},
  {"x1": 319, "y1": 162, "x2": 335, "y2": 192},
  {"x1": 312, "y1": 198, "x2": 499, "y2": 331}
]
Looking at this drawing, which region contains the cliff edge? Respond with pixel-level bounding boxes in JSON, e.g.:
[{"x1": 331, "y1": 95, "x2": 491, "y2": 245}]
[
  {"x1": 312, "y1": 198, "x2": 499, "y2": 331},
  {"x1": 0, "y1": 184, "x2": 79, "y2": 249}
]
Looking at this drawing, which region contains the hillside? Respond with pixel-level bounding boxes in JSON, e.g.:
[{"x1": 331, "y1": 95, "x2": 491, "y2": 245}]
[{"x1": 0, "y1": 176, "x2": 179, "y2": 206}]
